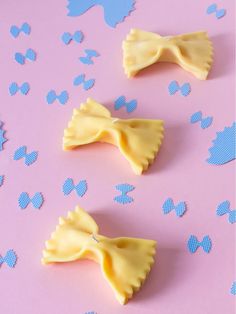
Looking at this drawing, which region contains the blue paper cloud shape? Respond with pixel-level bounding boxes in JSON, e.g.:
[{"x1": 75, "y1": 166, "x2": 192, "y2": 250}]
[{"x1": 207, "y1": 122, "x2": 236, "y2": 165}]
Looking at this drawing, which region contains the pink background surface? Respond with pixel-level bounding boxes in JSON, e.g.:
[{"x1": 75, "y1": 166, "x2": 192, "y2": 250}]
[{"x1": 0, "y1": 1, "x2": 235, "y2": 313}]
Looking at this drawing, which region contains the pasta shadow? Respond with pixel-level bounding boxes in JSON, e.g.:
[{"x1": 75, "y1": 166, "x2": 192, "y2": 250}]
[{"x1": 135, "y1": 247, "x2": 183, "y2": 303}]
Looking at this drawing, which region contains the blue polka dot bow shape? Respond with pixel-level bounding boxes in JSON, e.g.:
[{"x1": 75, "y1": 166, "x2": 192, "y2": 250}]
[
  {"x1": 162, "y1": 198, "x2": 187, "y2": 217},
  {"x1": 79, "y1": 49, "x2": 99, "y2": 65},
  {"x1": 10, "y1": 22, "x2": 31, "y2": 38},
  {"x1": 9, "y1": 82, "x2": 30, "y2": 95},
  {"x1": 73, "y1": 74, "x2": 95, "y2": 91},
  {"x1": 18, "y1": 192, "x2": 44, "y2": 209},
  {"x1": 15, "y1": 48, "x2": 36, "y2": 65},
  {"x1": 114, "y1": 96, "x2": 137, "y2": 113},
  {"x1": 216, "y1": 201, "x2": 236, "y2": 224},
  {"x1": 168, "y1": 80, "x2": 191, "y2": 96},
  {"x1": 14, "y1": 146, "x2": 38, "y2": 166},
  {"x1": 206, "y1": 3, "x2": 226, "y2": 19},
  {"x1": 0, "y1": 175, "x2": 4, "y2": 187},
  {"x1": 187, "y1": 235, "x2": 212, "y2": 254},
  {"x1": 231, "y1": 282, "x2": 236, "y2": 295},
  {"x1": 0, "y1": 250, "x2": 17, "y2": 268},
  {"x1": 190, "y1": 111, "x2": 213, "y2": 129},
  {"x1": 63, "y1": 178, "x2": 87, "y2": 197},
  {"x1": 46, "y1": 90, "x2": 69, "y2": 105},
  {"x1": 0, "y1": 121, "x2": 7, "y2": 151},
  {"x1": 114, "y1": 184, "x2": 135, "y2": 204},
  {"x1": 61, "y1": 30, "x2": 83, "y2": 45}
]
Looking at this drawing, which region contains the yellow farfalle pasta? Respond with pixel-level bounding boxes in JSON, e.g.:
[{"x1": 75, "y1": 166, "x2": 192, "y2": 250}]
[
  {"x1": 63, "y1": 98, "x2": 164, "y2": 175},
  {"x1": 123, "y1": 29, "x2": 213, "y2": 80},
  {"x1": 42, "y1": 206, "x2": 156, "y2": 305}
]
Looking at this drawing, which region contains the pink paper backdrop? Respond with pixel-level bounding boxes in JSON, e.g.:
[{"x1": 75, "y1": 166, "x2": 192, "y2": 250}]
[{"x1": 0, "y1": 1, "x2": 235, "y2": 313}]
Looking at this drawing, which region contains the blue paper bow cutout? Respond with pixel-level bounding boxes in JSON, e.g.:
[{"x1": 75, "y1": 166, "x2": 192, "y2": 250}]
[
  {"x1": 114, "y1": 184, "x2": 135, "y2": 205},
  {"x1": 73, "y1": 74, "x2": 95, "y2": 91},
  {"x1": 79, "y1": 49, "x2": 99, "y2": 65},
  {"x1": 231, "y1": 281, "x2": 236, "y2": 295},
  {"x1": 61, "y1": 30, "x2": 84, "y2": 45},
  {"x1": 0, "y1": 121, "x2": 7, "y2": 151},
  {"x1": 0, "y1": 175, "x2": 4, "y2": 187},
  {"x1": 207, "y1": 122, "x2": 236, "y2": 165},
  {"x1": 14, "y1": 146, "x2": 38, "y2": 166},
  {"x1": 18, "y1": 192, "x2": 44, "y2": 209},
  {"x1": 114, "y1": 96, "x2": 137, "y2": 113},
  {"x1": 9, "y1": 82, "x2": 30, "y2": 96},
  {"x1": 46, "y1": 90, "x2": 69, "y2": 105},
  {"x1": 0, "y1": 250, "x2": 17, "y2": 268},
  {"x1": 15, "y1": 48, "x2": 36, "y2": 65},
  {"x1": 187, "y1": 235, "x2": 212, "y2": 253},
  {"x1": 10, "y1": 22, "x2": 31, "y2": 38},
  {"x1": 67, "y1": 0, "x2": 135, "y2": 28},
  {"x1": 190, "y1": 111, "x2": 213, "y2": 129},
  {"x1": 168, "y1": 80, "x2": 191, "y2": 97},
  {"x1": 162, "y1": 198, "x2": 187, "y2": 217},
  {"x1": 207, "y1": 3, "x2": 226, "y2": 19},
  {"x1": 216, "y1": 201, "x2": 236, "y2": 224},
  {"x1": 63, "y1": 178, "x2": 88, "y2": 197}
]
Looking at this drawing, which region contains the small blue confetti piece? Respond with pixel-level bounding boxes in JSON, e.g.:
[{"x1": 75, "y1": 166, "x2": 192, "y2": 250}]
[
  {"x1": 79, "y1": 49, "x2": 99, "y2": 65},
  {"x1": 114, "y1": 183, "x2": 135, "y2": 204},
  {"x1": 14, "y1": 146, "x2": 38, "y2": 166},
  {"x1": 9, "y1": 82, "x2": 30, "y2": 95},
  {"x1": 207, "y1": 3, "x2": 226, "y2": 19},
  {"x1": 63, "y1": 178, "x2": 88, "y2": 197},
  {"x1": 15, "y1": 48, "x2": 36, "y2": 64},
  {"x1": 114, "y1": 96, "x2": 137, "y2": 113},
  {"x1": 162, "y1": 198, "x2": 187, "y2": 217},
  {"x1": 10, "y1": 22, "x2": 31, "y2": 38},
  {"x1": 18, "y1": 192, "x2": 44, "y2": 209},
  {"x1": 61, "y1": 30, "x2": 84, "y2": 45},
  {"x1": 0, "y1": 121, "x2": 7, "y2": 151},
  {"x1": 73, "y1": 74, "x2": 95, "y2": 90},
  {"x1": 230, "y1": 281, "x2": 236, "y2": 295},
  {"x1": 187, "y1": 235, "x2": 212, "y2": 254},
  {"x1": 46, "y1": 90, "x2": 69, "y2": 105},
  {"x1": 0, "y1": 250, "x2": 17, "y2": 268},
  {"x1": 216, "y1": 201, "x2": 236, "y2": 224},
  {"x1": 190, "y1": 111, "x2": 213, "y2": 129},
  {"x1": 0, "y1": 175, "x2": 4, "y2": 187},
  {"x1": 168, "y1": 80, "x2": 191, "y2": 97}
]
